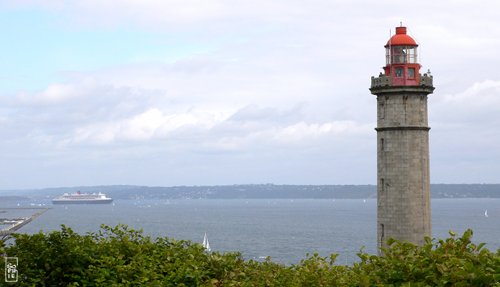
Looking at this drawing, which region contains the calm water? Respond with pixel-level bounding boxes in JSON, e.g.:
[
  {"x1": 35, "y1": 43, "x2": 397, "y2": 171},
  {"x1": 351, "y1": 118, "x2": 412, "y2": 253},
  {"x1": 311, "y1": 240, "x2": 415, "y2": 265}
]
[{"x1": 3, "y1": 198, "x2": 500, "y2": 264}]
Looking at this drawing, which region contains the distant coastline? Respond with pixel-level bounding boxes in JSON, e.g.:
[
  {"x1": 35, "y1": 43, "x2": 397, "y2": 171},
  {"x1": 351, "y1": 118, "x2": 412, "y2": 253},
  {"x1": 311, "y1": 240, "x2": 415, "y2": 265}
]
[{"x1": 1, "y1": 184, "x2": 500, "y2": 200}]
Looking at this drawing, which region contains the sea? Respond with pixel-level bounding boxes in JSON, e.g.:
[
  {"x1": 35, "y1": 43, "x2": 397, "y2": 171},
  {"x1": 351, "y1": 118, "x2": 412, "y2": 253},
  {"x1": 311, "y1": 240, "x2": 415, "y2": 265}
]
[{"x1": 2, "y1": 198, "x2": 499, "y2": 265}]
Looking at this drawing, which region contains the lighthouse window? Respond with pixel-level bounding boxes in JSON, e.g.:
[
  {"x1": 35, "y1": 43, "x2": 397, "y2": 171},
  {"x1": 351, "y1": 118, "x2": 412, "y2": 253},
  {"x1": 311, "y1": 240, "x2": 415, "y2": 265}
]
[
  {"x1": 407, "y1": 47, "x2": 417, "y2": 63},
  {"x1": 379, "y1": 100, "x2": 385, "y2": 119},
  {"x1": 408, "y1": 68, "x2": 415, "y2": 78},
  {"x1": 380, "y1": 224, "x2": 385, "y2": 245},
  {"x1": 391, "y1": 47, "x2": 405, "y2": 64},
  {"x1": 395, "y1": 67, "x2": 403, "y2": 77}
]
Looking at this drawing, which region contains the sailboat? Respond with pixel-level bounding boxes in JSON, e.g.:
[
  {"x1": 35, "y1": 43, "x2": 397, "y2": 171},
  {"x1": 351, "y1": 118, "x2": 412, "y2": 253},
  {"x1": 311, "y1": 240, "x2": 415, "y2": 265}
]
[
  {"x1": 202, "y1": 233, "x2": 211, "y2": 252},
  {"x1": 484, "y1": 210, "x2": 489, "y2": 218}
]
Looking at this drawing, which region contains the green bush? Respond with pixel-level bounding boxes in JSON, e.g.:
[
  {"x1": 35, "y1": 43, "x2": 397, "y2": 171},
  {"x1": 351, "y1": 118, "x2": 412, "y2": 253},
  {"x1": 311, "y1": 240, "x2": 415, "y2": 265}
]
[
  {"x1": 1, "y1": 226, "x2": 499, "y2": 286},
  {"x1": 351, "y1": 230, "x2": 500, "y2": 286}
]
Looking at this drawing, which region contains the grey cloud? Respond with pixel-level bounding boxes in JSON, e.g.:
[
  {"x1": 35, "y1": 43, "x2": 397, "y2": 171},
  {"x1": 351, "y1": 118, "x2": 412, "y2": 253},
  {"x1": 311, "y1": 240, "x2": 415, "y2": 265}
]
[
  {"x1": 227, "y1": 104, "x2": 305, "y2": 124},
  {"x1": 2, "y1": 1, "x2": 500, "y2": 188}
]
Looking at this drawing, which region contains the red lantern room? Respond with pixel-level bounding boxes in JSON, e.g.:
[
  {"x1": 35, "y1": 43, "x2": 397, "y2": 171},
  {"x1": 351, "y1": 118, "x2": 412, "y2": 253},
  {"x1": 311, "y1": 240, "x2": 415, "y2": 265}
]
[{"x1": 383, "y1": 26, "x2": 420, "y2": 86}]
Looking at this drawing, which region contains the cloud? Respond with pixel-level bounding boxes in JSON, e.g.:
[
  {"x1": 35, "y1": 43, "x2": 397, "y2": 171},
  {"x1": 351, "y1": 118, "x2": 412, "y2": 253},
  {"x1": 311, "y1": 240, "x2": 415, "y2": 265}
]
[
  {"x1": 429, "y1": 80, "x2": 500, "y2": 183},
  {"x1": 442, "y1": 80, "x2": 500, "y2": 108},
  {"x1": 2, "y1": 1, "x2": 500, "y2": 188},
  {"x1": 17, "y1": 83, "x2": 82, "y2": 105},
  {"x1": 433, "y1": 79, "x2": 500, "y2": 124},
  {"x1": 5, "y1": 0, "x2": 298, "y2": 32},
  {"x1": 60, "y1": 101, "x2": 371, "y2": 151},
  {"x1": 67, "y1": 108, "x2": 225, "y2": 145}
]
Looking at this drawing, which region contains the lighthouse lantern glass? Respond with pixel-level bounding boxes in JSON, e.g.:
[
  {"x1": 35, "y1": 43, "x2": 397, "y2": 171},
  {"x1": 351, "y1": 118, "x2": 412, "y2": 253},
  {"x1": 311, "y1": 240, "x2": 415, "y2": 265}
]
[{"x1": 386, "y1": 46, "x2": 417, "y2": 65}]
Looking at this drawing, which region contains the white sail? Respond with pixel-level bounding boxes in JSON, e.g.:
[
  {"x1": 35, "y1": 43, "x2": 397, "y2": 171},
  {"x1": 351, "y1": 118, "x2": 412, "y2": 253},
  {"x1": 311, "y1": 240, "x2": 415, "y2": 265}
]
[
  {"x1": 485, "y1": 210, "x2": 488, "y2": 218},
  {"x1": 203, "y1": 233, "x2": 211, "y2": 252}
]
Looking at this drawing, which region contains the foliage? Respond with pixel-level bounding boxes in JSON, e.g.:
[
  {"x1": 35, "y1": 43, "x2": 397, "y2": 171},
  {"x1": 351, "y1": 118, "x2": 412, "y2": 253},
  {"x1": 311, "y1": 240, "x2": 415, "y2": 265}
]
[
  {"x1": 1, "y1": 226, "x2": 499, "y2": 286},
  {"x1": 351, "y1": 230, "x2": 500, "y2": 286}
]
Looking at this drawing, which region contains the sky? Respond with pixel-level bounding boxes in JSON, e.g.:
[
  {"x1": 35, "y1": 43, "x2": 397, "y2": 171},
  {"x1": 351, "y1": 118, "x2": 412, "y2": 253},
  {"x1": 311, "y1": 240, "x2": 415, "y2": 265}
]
[{"x1": 1, "y1": 1, "x2": 499, "y2": 189}]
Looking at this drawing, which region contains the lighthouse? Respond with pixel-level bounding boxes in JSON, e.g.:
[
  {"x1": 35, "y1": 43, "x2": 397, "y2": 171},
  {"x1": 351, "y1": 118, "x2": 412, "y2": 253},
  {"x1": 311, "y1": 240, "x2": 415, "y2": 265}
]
[{"x1": 370, "y1": 25, "x2": 434, "y2": 249}]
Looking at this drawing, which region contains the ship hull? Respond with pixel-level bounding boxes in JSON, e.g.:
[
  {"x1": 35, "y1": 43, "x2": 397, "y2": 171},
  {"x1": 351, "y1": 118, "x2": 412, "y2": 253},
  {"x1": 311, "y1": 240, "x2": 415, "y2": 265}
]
[{"x1": 52, "y1": 199, "x2": 113, "y2": 204}]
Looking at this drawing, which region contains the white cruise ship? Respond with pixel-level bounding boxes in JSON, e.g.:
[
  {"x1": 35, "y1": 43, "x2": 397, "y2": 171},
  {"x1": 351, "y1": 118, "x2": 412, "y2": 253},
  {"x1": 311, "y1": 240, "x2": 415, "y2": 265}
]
[{"x1": 52, "y1": 191, "x2": 113, "y2": 204}]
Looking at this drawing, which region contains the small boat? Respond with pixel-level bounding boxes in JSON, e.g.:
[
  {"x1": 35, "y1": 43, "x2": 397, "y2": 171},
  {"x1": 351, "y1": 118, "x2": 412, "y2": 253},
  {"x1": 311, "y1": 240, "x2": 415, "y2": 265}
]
[
  {"x1": 202, "y1": 233, "x2": 211, "y2": 252},
  {"x1": 485, "y1": 210, "x2": 488, "y2": 218}
]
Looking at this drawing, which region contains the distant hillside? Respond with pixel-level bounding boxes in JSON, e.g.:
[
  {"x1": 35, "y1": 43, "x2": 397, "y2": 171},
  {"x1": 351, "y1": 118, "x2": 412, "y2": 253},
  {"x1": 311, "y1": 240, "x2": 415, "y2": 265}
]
[
  {"x1": 430, "y1": 184, "x2": 500, "y2": 198},
  {"x1": 0, "y1": 195, "x2": 30, "y2": 201},
  {"x1": 2, "y1": 184, "x2": 500, "y2": 200}
]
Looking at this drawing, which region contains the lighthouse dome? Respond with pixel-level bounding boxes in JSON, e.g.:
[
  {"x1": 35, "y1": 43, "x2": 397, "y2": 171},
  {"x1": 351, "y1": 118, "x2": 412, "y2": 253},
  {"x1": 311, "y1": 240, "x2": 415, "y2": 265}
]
[{"x1": 385, "y1": 26, "x2": 417, "y2": 47}]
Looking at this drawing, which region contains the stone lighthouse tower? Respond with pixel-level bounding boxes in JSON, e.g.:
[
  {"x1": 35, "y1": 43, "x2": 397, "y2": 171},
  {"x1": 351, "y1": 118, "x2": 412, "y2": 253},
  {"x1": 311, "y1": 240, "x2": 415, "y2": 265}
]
[{"x1": 370, "y1": 25, "x2": 434, "y2": 249}]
